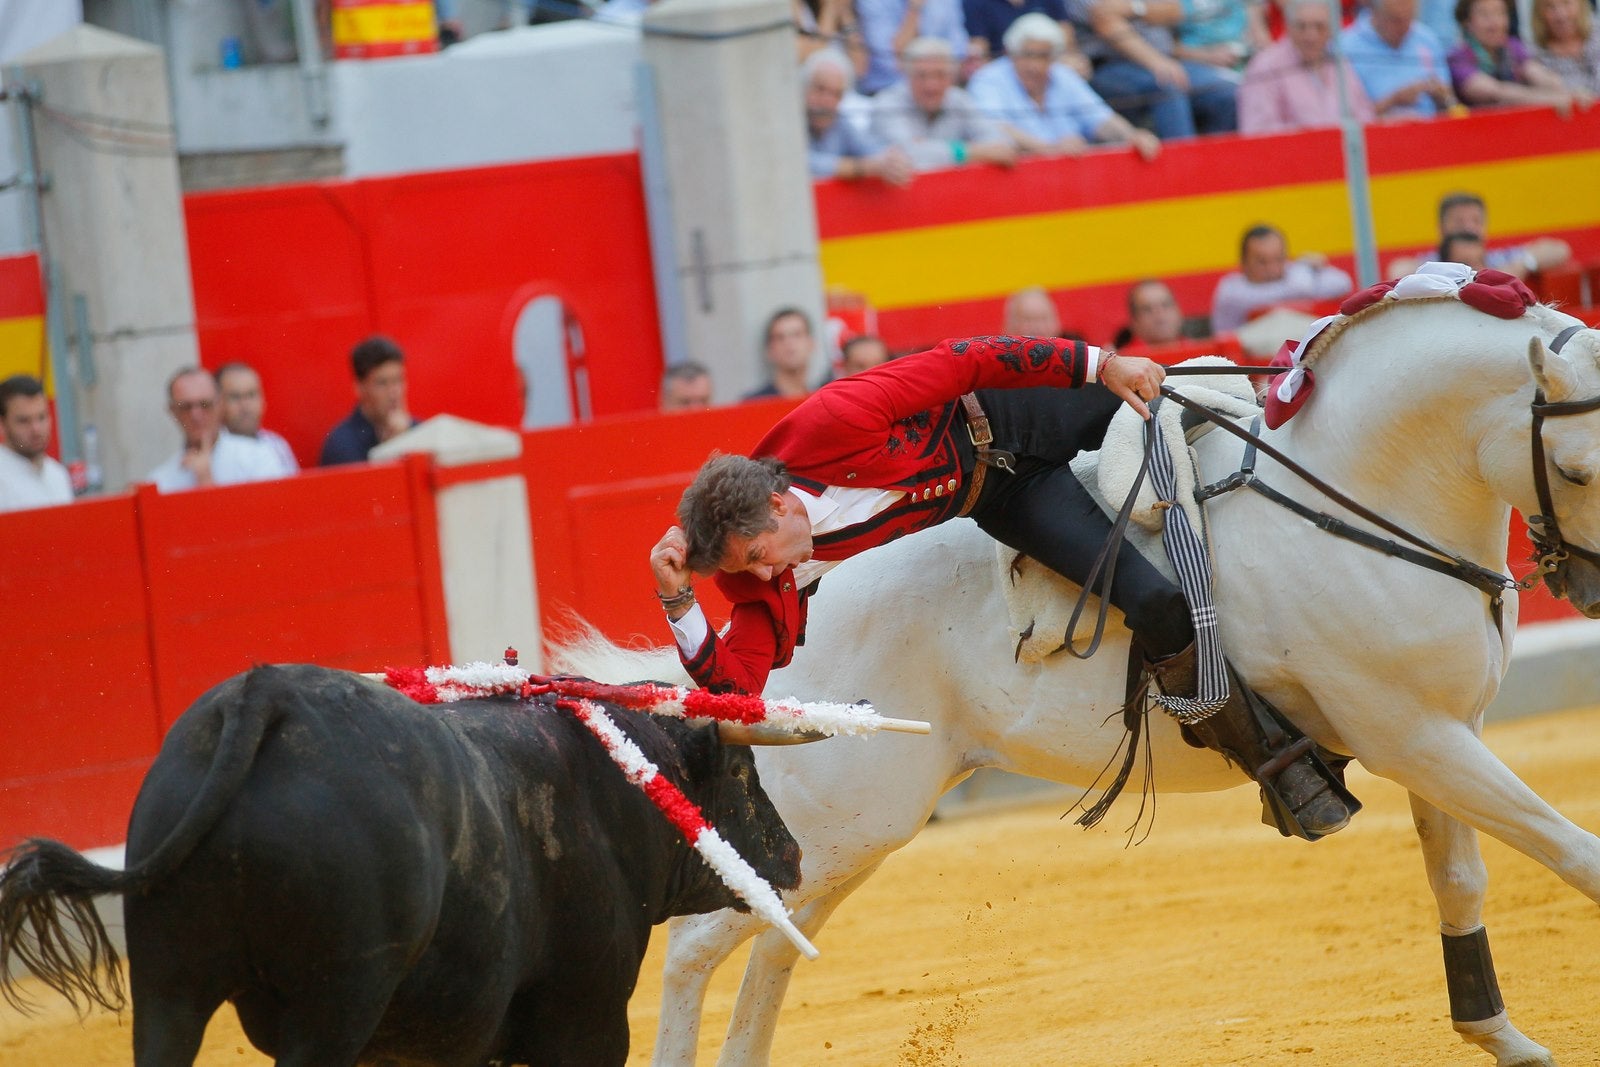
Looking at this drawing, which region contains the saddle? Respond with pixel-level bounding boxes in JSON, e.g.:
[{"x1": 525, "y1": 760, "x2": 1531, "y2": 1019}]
[{"x1": 1000, "y1": 358, "x2": 1259, "y2": 663}]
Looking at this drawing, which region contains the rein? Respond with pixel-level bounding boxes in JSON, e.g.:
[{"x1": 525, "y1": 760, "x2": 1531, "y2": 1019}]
[
  {"x1": 1161, "y1": 322, "x2": 1600, "y2": 631},
  {"x1": 1527, "y1": 324, "x2": 1600, "y2": 579}
]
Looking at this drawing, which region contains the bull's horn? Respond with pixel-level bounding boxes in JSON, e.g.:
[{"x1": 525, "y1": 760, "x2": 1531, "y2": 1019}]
[{"x1": 712, "y1": 720, "x2": 830, "y2": 746}]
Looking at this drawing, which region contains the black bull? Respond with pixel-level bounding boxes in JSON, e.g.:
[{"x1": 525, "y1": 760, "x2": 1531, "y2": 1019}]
[{"x1": 0, "y1": 664, "x2": 803, "y2": 1065}]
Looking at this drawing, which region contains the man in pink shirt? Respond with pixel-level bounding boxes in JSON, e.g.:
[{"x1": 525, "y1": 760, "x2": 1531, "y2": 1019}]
[{"x1": 1238, "y1": 0, "x2": 1374, "y2": 133}]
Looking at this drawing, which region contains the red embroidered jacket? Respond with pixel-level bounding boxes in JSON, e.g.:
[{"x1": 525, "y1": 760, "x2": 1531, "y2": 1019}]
[{"x1": 680, "y1": 335, "x2": 1094, "y2": 693}]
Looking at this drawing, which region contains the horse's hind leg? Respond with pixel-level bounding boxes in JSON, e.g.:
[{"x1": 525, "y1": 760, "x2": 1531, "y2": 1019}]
[
  {"x1": 132, "y1": 987, "x2": 222, "y2": 1067},
  {"x1": 1410, "y1": 792, "x2": 1554, "y2": 1067},
  {"x1": 652, "y1": 910, "x2": 766, "y2": 1066},
  {"x1": 715, "y1": 860, "x2": 887, "y2": 1067}
]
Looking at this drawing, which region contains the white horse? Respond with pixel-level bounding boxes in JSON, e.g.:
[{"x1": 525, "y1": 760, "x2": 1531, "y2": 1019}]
[{"x1": 556, "y1": 299, "x2": 1600, "y2": 1066}]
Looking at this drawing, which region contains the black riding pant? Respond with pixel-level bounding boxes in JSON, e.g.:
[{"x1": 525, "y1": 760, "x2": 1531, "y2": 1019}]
[{"x1": 960, "y1": 385, "x2": 1194, "y2": 658}]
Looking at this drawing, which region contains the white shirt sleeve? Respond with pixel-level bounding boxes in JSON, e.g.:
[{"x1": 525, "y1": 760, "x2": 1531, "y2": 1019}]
[
  {"x1": 667, "y1": 601, "x2": 711, "y2": 658},
  {"x1": 1085, "y1": 345, "x2": 1103, "y2": 382}
]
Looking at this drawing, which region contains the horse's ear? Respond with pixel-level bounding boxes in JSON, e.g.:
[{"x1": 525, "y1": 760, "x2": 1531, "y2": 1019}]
[{"x1": 1527, "y1": 336, "x2": 1577, "y2": 401}]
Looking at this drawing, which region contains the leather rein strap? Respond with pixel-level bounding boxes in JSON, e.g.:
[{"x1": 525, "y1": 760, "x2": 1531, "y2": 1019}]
[{"x1": 1528, "y1": 324, "x2": 1600, "y2": 574}]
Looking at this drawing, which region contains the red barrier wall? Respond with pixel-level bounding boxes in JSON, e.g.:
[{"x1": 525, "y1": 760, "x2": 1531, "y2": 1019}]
[
  {"x1": 184, "y1": 153, "x2": 663, "y2": 467},
  {"x1": 0, "y1": 459, "x2": 449, "y2": 851}
]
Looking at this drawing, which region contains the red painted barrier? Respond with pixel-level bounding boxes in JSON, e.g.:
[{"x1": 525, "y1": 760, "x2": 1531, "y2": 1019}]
[
  {"x1": 184, "y1": 153, "x2": 663, "y2": 467},
  {"x1": 0, "y1": 459, "x2": 449, "y2": 851}
]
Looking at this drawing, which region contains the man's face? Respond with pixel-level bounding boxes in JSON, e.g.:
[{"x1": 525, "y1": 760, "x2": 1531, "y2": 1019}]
[
  {"x1": 1286, "y1": 3, "x2": 1333, "y2": 63},
  {"x1": 766, "y1": 314, "x2": 814, "y2": 375},
  {"x1": 806, "y1": 67, "x2": 846, "y2": 134},
  {"x1": 908, "y1": 56, "x2": 956, "y2": 114},
  {"x1": 169, "y1": 371, "x2": 221, "y2": 449},
  {"x1": 1, "y1": 393, "x2": 53, "y2": 461},
  {"x1": 218, "y1": 367, "x2": 265, "y2": 437},
  {"x1": 357, "y1": 360, "x2": 408, "y2": 420},
  {"x1": 1371, "y1": 0, "x2": 1417, "y2": 44},
  {"x1": 841, "y1": 338, "x2": 890, "y2": 376},
  {"x1": 1440, "y1": 202, "x2": 1487, "y2": 238},
  {"x1": 1129, "y1": 282, "x2": 1183, "y2": 345},
  {"x1": 715, "y1": 493, "x2": 814, "y2": 581},
  {"x1": 1004, "y1": 292, "x2": 1062, "y2": 337},
  {"x1": 1011, "y1": 43, "x2": 1055, "y2": 97},
  {"x1": 661, "y1": 372, "x2": 713, "y2": 411},
  {"x1": 1241, "y1": 233, "x2": 1289, "y2": 284}
]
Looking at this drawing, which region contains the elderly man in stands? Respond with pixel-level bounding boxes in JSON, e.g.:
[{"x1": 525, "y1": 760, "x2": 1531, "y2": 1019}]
[
  {"x1": 1066, "y1": 0, "x2": 1239, "y2": 138},
  {"x1": 1210, "y1": 224, "x2": 1352, "y2": 333},
  {"x1": 857, "y1": 0, "x2": 971, "y2": 95},
  {"x1": 1341, "y1": 0, "x2": 1458, "y2": 118},
  {"x1": 1002, "y1": 286, "x2": 1066, "y2": 336},
  {"x1": 1121, "y1": 279, "x2": 1188, "y2": 350},
  {"x1": 150, "y1": 368, "x2": 283, "y2": 492},
  {"x1": 969, "y1": 14, "x2": 1162, "y2": 160},
  {"x1": 1239, "y1": 0, "x2": 1375, "y2": 132},
  {"x1": 804, "y1": 49, "x2": 915, "y2": 185},
  {"x1": 871, "y1": 38, "x2": 1018, "y2": 170},
  {"x1": 1387, "y1": 191, "x2": 1574, "y2": 279},
  {"x1": 660, "y1": 362, "x2": 715, "y2": 412},
  {"x1": 216, "y1": 362, "x2": 298, "y2": 477}
]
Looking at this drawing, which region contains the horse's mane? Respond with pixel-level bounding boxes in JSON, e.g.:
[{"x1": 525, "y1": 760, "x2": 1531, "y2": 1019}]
[{"x1": 1300, "y1": 296, "x2": 1574, "y2": 369}]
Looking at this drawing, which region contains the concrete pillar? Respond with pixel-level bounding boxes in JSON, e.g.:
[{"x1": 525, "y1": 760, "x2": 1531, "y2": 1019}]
[
  {"x1": 7, "y1": 25, "x2": 198, "y2": 491},
  {"x1": 642, "y1": 0, "x2": 825, "y2": 402},
  {"x1": 371, "y1": 416, "x2": 544, "y2": 671}
]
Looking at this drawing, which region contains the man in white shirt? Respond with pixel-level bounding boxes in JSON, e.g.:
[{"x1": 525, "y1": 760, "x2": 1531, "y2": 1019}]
[
  {"x1": 216, "y1": 362, "x2": 299, "y2": 477},
  {"x1": 0, "y1": 374, "x2": 73, "y2": 512},
  {"x1": 148, "y1": 368, "x2": 283, "y2": 493}
]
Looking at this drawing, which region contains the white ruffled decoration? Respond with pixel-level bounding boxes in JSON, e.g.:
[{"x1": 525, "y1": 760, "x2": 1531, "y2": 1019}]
[
  {"x1": 568, "y1": 698, "x2": 818, "y2": 960},
  {"x1": 1391, "y1": 260, "x2": 1473, "y2": 299},
  {"x1": 1273, "y1": 313, "x2": 1339, "y2": 405}
]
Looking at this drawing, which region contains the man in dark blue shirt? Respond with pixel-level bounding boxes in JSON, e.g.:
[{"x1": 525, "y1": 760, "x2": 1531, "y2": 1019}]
[{"x1": 319, "y1": 335, "x2": 418, "y2": 466}]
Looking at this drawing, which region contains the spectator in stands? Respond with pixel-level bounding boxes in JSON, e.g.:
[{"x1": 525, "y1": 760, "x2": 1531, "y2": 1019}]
[
  {"x1": 1448, "y1": 0, "x2": 1591, "y2": 108},
  {"x1": 1439, "y1": 231, "x2": 1489, "y2": 269},
  {"x1": 968, "y1": 14, "x2": 1162, "y2": 160},
  {"x1": 1341, "y1": 0, "x2": 1458, "y2": 119},
  {"x1": 1121, "y1": 278, "x2": 1188, "y2": 349},
  {"x1": 1388, "y1": 191, "x2": 1574, "y2": 278},
  {"x1": 1210, "y1": 224, "x2": 1353, "y2": 332},
  {"x1": 1174, "y1": 0, "x2": 1269, "y2": 72},
  {"x1": 805, "y1": 48, "x2": 916, "y2": 184},
  {"x1": 320, "y1": 335, "x2": 418, "y2": 466},
  {"x1": 857, "y1": 0, "x2": 971, "y2": 95},
  {"x1": 965, "y1": 0, "x2": 1091, "y2": 74},
  {"x1": 794, "y1": 0, "x2": 859, "y2": 61},
  {"x1": 150, "y1": 368, "x2": 283, "y2": 492},
  {"x1": 1530, "y1": 0, "x2": 1600, "y2": 96},
  {"x1": 1239, "y1": 0, "x2": 1375, "y2": 132},
  {"x1": 839, "y1": 334, "x2": 894, "y2": 375},
  {"x1": 1066, "y1": 0, "x2": 1239, "y2": 138},
  {"x1": 745, "y1": 308, "x2": 819, "y2": 400},
  {"x1": 871, "y1": 38, "x2": 1019, "y2": 170},
  {"x1": 1002, "y1": 285, "x2": 1065, "y2": 336},
  {"x1": 661, "y1": 362, "x2": 715, "y2": 412},
  {"x1": 216, "y1": 362, "x2": 298, "y2": 477},
  {"x1": 0, "y1": 374, "x2": 72, "y2": 512}
]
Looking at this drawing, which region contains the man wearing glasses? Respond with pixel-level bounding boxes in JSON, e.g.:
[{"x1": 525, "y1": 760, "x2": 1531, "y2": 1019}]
[{"x1": 148, "y1": 367, "x2": 283, "y2": 492}]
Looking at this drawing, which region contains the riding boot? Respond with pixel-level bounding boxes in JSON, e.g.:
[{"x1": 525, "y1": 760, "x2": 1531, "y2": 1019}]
[{"x1": 1147, "y1": 643, "x2": 1357, "y2": 840}]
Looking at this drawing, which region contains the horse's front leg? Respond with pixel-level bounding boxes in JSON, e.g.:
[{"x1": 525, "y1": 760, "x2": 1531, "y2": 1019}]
[{"x1": 1410, "y1": 793, "x2": 1554, "y2": 1067}]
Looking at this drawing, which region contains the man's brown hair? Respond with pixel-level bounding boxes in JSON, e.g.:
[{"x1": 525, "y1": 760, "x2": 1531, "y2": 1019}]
[{"x1": 678, "y1": 453, "x2": 791, "y2": 573}]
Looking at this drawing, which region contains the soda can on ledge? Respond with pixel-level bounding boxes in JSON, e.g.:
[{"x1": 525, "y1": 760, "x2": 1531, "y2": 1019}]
[{"x1": 220, "y1": 36, "x2": 243, "y2": 69}]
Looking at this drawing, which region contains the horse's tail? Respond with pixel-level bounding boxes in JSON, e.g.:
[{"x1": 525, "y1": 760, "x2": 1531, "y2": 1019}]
[
  {"x1": 546, "y1": 614, "x2": 690, "y2": 686},
  {"x1": 0, "y1": 665, "x2": 287, "y2": 1014}
]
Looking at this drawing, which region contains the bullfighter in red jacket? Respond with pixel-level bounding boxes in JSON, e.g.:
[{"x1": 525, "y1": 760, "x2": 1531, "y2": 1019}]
[{"x1": 649, "y1": 335, "x2": 1351, "y2": 839}]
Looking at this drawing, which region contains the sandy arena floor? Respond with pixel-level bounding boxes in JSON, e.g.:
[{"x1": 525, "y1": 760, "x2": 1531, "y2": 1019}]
[{"x1": 3, "y1": 706, "x2": 1597, "y2": 1066}]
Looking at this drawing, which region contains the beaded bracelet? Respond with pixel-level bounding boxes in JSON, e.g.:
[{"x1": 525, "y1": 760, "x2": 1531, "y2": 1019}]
[{"x1": 657, "y1": 587, "x2": 696, "y2": 611}]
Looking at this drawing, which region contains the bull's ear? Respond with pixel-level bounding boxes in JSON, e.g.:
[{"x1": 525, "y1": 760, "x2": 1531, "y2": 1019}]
[{"x1": 713, "y1": 721, "x2": 829, "y2": 746}]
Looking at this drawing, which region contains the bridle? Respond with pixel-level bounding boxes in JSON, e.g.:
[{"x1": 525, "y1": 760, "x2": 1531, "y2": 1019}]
[
  {"x1": 1153, "y1": 321, "x2": 1600, "y2": 632},
  {"x1": 1526, "y1": 323, "x2": 1600, "y2": 581}
]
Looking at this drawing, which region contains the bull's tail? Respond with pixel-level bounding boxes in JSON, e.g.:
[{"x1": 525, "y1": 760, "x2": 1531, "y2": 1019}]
[{"x1": 0, "y1": 665, "x2": 287, "y2": 1014}]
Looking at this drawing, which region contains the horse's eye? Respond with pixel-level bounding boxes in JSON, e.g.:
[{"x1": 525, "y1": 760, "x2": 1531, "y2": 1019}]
[{"x1": 1557, "y1": 465, "x2": 1592, "y2": 487}]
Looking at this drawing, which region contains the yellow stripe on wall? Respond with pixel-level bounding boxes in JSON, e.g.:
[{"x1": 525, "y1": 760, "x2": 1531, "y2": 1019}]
[
  {"x1": 0, "y1": 315, "x2": 46, "y2": 385},
  {"x1": 822, "y1": 150, "x2": 1600, "y2": 312}
]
